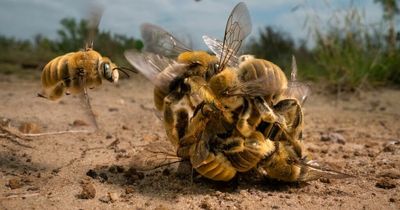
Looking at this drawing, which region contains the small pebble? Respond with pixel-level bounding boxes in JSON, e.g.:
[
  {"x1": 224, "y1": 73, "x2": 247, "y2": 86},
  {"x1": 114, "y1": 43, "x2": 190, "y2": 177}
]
[
  {"x1": 86, "y1": 169, "x2": 98, "y2": 179},
  {"x1": 18, "y1": 122, "x2": 41, "y2": 134},
  {"x1": 79, "y1": 182, "x2": 96, "y2": 199},
  {"x1": 7, "y1": 178, "x2": 23, "y2": 189},
  {"x1": 108, "y1": 192, "x2": 119, "y2": 203},
  {"x1": 375, "y1": 179, "x2": 396, "y2": 189},
  {"x1": 72, "y1": 120, "x2": 88, "y2": 127}
]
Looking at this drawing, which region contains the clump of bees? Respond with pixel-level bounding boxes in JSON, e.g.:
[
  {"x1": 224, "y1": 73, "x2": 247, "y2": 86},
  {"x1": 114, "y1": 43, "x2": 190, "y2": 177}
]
[
  {"x1": 38, "y1": 2, "x2": 350, "y2": 183},
  {"x1": 125, "y1": 2, "x2": 350, "y2": 182}
]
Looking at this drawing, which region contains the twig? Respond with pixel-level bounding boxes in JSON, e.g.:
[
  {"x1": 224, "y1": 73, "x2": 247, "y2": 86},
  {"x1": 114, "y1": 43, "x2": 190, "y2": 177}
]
[
  {"x1": 1, "y1": 192, "x2": 40, "y2": 200},
  {"x1": 21, "y1": 129, "x2": 95, "y2": 137}
]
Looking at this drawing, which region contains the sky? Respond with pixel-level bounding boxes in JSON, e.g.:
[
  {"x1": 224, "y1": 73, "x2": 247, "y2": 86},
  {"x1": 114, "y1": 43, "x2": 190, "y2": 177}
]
[{"x1": 0, "y1": 0, "x2": 390, "y2": 49}]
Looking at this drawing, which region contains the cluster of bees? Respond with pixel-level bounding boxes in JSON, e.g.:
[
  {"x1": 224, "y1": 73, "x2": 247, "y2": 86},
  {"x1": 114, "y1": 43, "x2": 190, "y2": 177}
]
[{"x1": 38, "y1": 2, "x2": 349, "y2": 182}]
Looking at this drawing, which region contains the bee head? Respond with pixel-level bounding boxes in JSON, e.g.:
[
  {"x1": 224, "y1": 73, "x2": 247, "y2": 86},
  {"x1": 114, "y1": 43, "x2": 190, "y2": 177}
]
[{"x1": 99, "y1": 57, "x2": 119, "y2": 83}]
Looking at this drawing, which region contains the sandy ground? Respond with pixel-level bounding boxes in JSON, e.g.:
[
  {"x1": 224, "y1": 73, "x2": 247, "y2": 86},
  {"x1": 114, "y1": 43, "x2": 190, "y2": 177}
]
[{"x1": 0, "y1": 73, "x2": 399, "y2": 210}]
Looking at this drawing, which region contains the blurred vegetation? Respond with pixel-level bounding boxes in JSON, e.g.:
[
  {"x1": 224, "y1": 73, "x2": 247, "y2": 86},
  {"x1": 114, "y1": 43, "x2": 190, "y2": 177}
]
[
  {"x1": 0, "y1": 0, "x2": 399, "y2": 92},
  {"x1": 246, "y1": 0, "x2": 400, "y2": 92},
  {"x1": 0, "y1": 17, "x2": 142, "y2": 75}
]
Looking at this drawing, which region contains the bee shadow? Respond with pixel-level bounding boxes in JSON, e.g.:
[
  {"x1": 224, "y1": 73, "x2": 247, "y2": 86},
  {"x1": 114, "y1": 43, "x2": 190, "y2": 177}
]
[{"x1": 83, "y1": 163, "x2": 310, "y2": 200}]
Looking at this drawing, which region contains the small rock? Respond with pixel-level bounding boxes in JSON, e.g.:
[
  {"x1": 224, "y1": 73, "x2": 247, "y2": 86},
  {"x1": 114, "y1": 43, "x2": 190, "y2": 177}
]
[
  {"x1": 79, "y1": 182, "x2": 96, "y2": 199},
  {"x1": 108, "y1": 107, "x2": 119, "y2": 112},
  {"x1": 389, "y1": 198, "x2": 396, "y2": 202},
  {"x1": 18, "y1": 122, "x2": 41, "y2": 134},
  {"x1": 109, "y1": 165, "x2": 124, "y2": 174},
  {"x1": 7, "y1": 178, "x2": 23, "y2": 189},
  {"x1": 142, "y1": 134, "x2": 159, "y2": 142},
  {"x1": 98, "y1": 173, "x2": 108, "y2": 183},
  {"x1": 375, "y1": 179, "x2": 396, "y2": 189},
  {"x1": 108, "y1": 192, "x2": 119, "y2": 203},
  {"x1": 125, "y1": 187, "x2": 134, "y2": 194},
  {"x1": 0, "y1": 117, "x2": 11, "y2": 127},
  {"x1": 122, "y1": 125, "x2": 129, "y2": 130},
  {"x1": 99, "y1": 195, "x2": 111, "y2": 203},
  {"x1": 376, "y1": 170, "x2": 400, "y2": 179},
  {"x1": 383, "y1": 141, "x2": 398, "y2": 152},
  {"x1": 272, "y1": 206, "x2": 280, "y2": 209},
  {"x1": 320, "y1": 132, "x2": 346, "y2": 144},
  {"x1": 199, "y1": 198, "x2": 213, "y2": 210},
  {"x1": 154, "y1": 205, "x2": 169, "y2": 210},
  {"x1": 72, "y1": 120, "x2": 88, "y2": 127},
  {"x1": 86, "y1": 169, "x2": 98, "y2": 179},
  {"x1": 106, "y1": 134, "x2": 113, "y2": 139},
  {"x1": 319, "y1": 178, "x2": 331, "y2": 184}
]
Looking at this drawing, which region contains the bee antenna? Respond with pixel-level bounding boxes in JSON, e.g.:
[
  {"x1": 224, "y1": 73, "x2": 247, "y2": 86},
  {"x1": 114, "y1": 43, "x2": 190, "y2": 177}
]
[
  {"x1": 113, "y1": 67, "x2": 130, "y2": 78},
  {"x1": 120, "y1": 66, "x2": 138, "y2": 73}
]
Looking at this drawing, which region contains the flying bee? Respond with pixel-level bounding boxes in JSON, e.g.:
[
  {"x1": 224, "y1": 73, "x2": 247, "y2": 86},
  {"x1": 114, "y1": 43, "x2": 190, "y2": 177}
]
[
  {"x1": 38, "y1": 6, "x2": 136, "y2": 132},
  {"x1": 39, "y1": 45, "x2": 134, "y2": 100}
]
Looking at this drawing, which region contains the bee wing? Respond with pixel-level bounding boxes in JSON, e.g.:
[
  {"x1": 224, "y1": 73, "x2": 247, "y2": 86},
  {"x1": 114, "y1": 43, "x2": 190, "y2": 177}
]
[
  {"x1": 124, "y1": 50, "x2": 187, "y2": 89},
  {"x1": 205, "y1": 2, "x2": 251, "y2": 71},
  {"x1": 225, "y1": 76, "x2": 283, "y2": 97},
  {"x1": 297, "y1": 160, "x2": 353, "y2": 182},
  {"x1": 85, "y1": 3, "x2": 104, "y2": 48},
  {"x1": 203, "y1": 35, "x2": 239, "y2": 67},
  {"x1": 141, "y1": 23, "x2": 192, "y2": 57},
  {"x1": 130, "y1": 141, "x2": 181, "y2": 171},
  {"x1": 282, "y1": 56, "x2": 311, "y2": 105},
  {"x1": 284, "y1": 82, "x2": 311, "y2": 105}
]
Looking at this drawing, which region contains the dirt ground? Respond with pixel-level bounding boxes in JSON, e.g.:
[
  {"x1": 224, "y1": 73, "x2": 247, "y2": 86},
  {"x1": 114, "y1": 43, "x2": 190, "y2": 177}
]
[{"x1": 0, "y1": 73, "x2": 399, "y2": 210}]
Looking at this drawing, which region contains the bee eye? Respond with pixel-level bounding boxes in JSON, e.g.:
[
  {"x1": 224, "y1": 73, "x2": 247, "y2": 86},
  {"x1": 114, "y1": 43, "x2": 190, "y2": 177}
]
[{"x1": 102, "y1": 62, "x2": 113, "y2": 81}]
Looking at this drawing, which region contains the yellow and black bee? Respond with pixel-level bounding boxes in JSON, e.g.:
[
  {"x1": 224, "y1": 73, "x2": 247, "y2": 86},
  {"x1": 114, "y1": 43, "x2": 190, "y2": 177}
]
[{"x1": 39, "y1": 45, "x2": 134, "y2": 100}]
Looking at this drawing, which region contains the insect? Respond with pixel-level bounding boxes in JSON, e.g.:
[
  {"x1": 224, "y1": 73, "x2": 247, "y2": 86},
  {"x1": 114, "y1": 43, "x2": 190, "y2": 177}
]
[
  {"x1": 38, "y1": 6, "x2": 136, "y2": 132},
  {"x1": 39, "y1": 46, "x2": 133, "y2": 100}
]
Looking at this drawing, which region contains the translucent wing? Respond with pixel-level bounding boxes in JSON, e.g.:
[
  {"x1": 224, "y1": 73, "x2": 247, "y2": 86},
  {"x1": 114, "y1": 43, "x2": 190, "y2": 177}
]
[
  {"x1": 141, "y1": 23, "x2": 192, "y2": 57},
  {"x1": 202, "y1": 35, "x2": 239, "y2": 67},
  {"x1": 85, "y1": 3, "x2": 104, "y2": 48},
  {"x1": 130, "y1": 141, "x2": 181, "y2": 171},
  {"x1": 224, "y1": 76, "x2": 284, "y2": 97},
  {"x1": 124, "y1": 50, "x2": 188, "y2": 89},
  {"x1": 283, "y1": 56, "x2": 311, "y2": 105},
  {"x1": 298, "y1": 160, "x2": 353, "y2": 182},
  {"x1": 207, "y1": 2, "x2": 252, "y2": 71}
]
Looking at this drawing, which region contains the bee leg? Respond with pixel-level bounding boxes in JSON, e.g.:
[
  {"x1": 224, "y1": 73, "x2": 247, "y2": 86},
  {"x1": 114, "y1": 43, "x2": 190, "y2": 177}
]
[
  {"x1": 236, "y1": 98, "x2": 256, "y2": 137},
  {"x1": 184, "y1": 76, "x2": 233, "y2": 123},
  {"x1": 274, "y1": 99, "x2": 305, "y2": 158},
  {"x1": 163, "y1": 92, "x2": 182, "y2": 147},
  {"x1": 48, "y1": 82, "x2": 67, "y2": 100},
  {"x1": 253, "y1": 97, "x2": 286, "y2": 128},
  {"x1": 178, "y1": 104, "x2": 213, "y2": 148}
]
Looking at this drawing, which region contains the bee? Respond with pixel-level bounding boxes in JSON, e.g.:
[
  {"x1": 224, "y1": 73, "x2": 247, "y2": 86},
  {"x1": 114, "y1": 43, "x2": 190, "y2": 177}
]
[
  {"x1": 39, "y1": 45, "x2": 133, "y2": 100},
  {"x1": 242, "y1": 57, "x2": 349, "y2": 182},
  {"x1": 38, "y1": 7, "x2": 136, "y2": 131}
]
